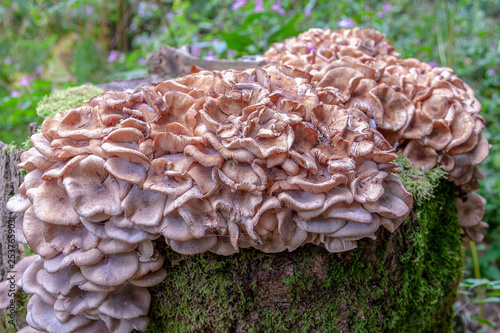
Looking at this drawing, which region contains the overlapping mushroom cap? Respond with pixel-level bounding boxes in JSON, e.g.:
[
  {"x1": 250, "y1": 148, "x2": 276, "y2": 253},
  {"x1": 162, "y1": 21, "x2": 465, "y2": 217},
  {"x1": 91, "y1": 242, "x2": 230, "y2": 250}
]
[
  {"x1": 265, "y1": 27, "x2": 490, "y2": 242},
  {"x1": 6, "y1": 63, "x2": 415, "y2": 332},
  {"x1": 6, "y1": 63, "x2": 414, "y2": 332}
]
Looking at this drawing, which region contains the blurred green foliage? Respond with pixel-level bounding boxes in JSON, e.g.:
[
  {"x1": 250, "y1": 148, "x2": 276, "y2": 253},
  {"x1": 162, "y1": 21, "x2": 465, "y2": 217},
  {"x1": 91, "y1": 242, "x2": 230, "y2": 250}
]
[{"x1": 0, "y1": 0, "x2": 499, "y2": 328}]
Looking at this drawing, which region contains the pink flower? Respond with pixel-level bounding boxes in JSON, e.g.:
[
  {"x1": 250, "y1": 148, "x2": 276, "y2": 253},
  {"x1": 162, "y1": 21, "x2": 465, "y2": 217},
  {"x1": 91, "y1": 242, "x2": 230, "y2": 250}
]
[
  {"x1": 271, "y1": 0, "x2": 286, "y2": 16},
  {"x1": 255, "y1": 0, "x2": 264, "y2": 13},
  {"x1": 192, "y1": 46, "x2": 201, "y2": 57},
  {"x1": 231, "y1": 0, "x2": 247, "y2": 10},
  {"x1": 107, "y1": 50, "x2": 119, "y2": 63},
  {"x1": 337, "y1": 17, "x2": 354, "y2": 28},
  {"x1": 204, "y1": 50, "x2": 216, "y2": 61},
  {"x1": 20, "y1": 76, "x2": 30, "y2": 86},
  {"x1": 10, "y1": 90, "x2": 20, "y2": 98},
  {"x1": 85, "y1": 5, "x2": 93, "y2": 15}
]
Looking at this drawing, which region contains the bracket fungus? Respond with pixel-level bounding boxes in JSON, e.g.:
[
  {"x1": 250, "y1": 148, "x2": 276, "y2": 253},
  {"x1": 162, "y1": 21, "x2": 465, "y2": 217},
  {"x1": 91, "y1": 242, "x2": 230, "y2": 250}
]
[
  {"x1": 3, "y1": 27, "x2": 490, "y2": 332},
  {"x1": 265, "y1": 27, "x2": 491, "y2": 242}
]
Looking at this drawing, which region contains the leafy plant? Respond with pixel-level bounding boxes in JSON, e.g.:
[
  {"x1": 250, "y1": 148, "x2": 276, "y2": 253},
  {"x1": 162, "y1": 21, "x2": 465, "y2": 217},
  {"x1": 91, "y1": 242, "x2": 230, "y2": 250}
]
[{"x1": 456, "y1": 277, "x2": 500, "y2": 330}]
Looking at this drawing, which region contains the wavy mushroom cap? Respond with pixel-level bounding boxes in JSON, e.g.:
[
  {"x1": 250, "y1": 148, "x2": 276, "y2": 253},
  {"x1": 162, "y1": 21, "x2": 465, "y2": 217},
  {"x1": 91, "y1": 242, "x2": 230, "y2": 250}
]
[
  {"x1": 265, "y1": 27, "x2": 490, "y2": 241},
  {"x1": 7, "y1": 63, "x2": 415, "y2": 333}
]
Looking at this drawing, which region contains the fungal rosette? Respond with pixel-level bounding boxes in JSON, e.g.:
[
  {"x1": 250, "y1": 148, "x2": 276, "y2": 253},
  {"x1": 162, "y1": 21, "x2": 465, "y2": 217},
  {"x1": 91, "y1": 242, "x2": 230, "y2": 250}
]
[
  {"x1": 5, "y1": 63, "x2": 415, "y2": 332},
  {"x1": 265, "y1": 27, "x2": 490, "y2": 242}
]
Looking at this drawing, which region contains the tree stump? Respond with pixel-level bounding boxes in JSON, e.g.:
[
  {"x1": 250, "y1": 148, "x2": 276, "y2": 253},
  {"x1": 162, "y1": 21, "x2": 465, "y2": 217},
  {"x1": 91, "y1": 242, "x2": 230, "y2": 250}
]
[
  {"x1": 145, "y1": 181, "x2": 462, "y2": 333},
  {"x1": 0, "y1": 143, "x2": 25, "y2": 331},
  {"x1": 0, "y1": 85, "x2": 463, "y2": 333}
]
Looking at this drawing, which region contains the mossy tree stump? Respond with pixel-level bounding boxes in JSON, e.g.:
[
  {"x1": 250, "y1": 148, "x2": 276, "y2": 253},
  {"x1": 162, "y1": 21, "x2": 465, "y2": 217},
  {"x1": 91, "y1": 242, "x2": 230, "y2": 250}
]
[
  {"x1": 1, "y1": 85, "x2": 463, "y2": 333},
  {"x1": 145, "y1": 181, "x2": 462, "y2": 333}
]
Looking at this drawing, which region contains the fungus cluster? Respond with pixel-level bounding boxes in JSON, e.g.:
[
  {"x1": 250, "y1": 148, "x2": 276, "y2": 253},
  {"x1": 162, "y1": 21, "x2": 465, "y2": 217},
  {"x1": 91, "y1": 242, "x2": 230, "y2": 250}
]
[
  {"x1": 4, "y1": 63, "x2": 412, "y2": 332},
  {"x1": 265, "y1": 27, "x2": 490, "y2": 241},
  {"x1": 2, "y1": 27, "x2": 490, "y2": 333}
]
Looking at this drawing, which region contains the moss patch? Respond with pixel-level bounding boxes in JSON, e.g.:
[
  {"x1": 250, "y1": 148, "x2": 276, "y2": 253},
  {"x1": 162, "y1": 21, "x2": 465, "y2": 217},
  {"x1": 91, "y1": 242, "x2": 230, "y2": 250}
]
[
  {"x1": 395, "y1": 154, "x2": 446, "y2": 202},
  {"x1": 35, "y1": 85, "x2": 104, "y2": 118},
  {"x1": 145, "y1": 181, "x2": 462, "y2": 332}
]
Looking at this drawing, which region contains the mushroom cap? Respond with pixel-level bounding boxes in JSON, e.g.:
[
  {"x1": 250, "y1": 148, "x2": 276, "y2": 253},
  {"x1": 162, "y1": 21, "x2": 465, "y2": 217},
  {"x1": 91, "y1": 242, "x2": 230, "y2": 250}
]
[
  {"x1": 80, "y1": 251, "x2": 139, "y2": 286},
  {"x1": 27, "y1": 295, "x2": 91, "y2": 333},
  {"x1": 98, "y1": 283, "x2": 151, "y2": 320},
  {"x1": 62, "y1": 155, "x2": 122, "y2": 220}
]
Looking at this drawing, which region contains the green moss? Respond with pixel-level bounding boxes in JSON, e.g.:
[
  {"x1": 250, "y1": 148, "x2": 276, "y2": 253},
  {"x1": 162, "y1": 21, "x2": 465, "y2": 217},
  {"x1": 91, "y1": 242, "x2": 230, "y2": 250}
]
[
  {"x1": 35, "y1": 85, "x2": 104, "y2": 119},
  {"x1": 145, "y1": 178, "x2": 462, "y2": 332},
  {"x1": 395, "y1": 154, "x2": 447, "y2": 203}
]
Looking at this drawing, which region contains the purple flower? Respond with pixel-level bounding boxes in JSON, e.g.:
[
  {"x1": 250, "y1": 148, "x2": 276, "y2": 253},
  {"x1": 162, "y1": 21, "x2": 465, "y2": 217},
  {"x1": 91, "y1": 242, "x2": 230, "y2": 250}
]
[
  {"x1": 383, "y1": 3, "x2": 391, "y2": 12},
  {"x1": 231, "y1": 0, "x2": 247, "y2": 10},
  {"x1": 376, "y1": 11, "x2": 384, "y2": 18},
  {"x1": 85, "y1": 5, "x2": 93, "y2": 15},
  {"x1": 227, "y1": 49, "x2": 237, "y2": 58},
  {"x1": 5, "y1": 56, "x2": 12, "y2": 64},
  {"x1": 255, "y1": 0, "x2": 264, "y2": 13},
  {"x1": 428, "y1": 60, "x2": 438, "y2": 68},
  {"x1": 490, "y1": 43, "x2": 497, "y2": 51},
  {"x1": 204, "y1": 50, "x2": 216, "y2": 61},
  {"x1": 11, "y1": 4, "x2": 18, "y2": 12},
  {"x1": 139, "y1": 58, "x2": 147, "y2": 66},
  {"x1": 304, "y1": 9, "x2": 311, "y2": 17},
  {"x1": 107, "y1": 50, "x2": 119, "y2": 63},
  {"x1": 455, "y1": 27, "x2": 461, "y2": 33},
  {"x1": 192, "y1": 46, "x2": 201, "y2": 57},
  {"x1": 487, "y1": 68, "x2": 496, "y2": 77},
  {"x1": 337, "y1": 17, "x2": 354, "y2": 28},
  {"x1": 271, "y1": 0, "x2": 286, "y2": 16},
  {"x1": 10, "y1": 90, "x2": 20, "y2": 98},
  {"x1": 17, "y1": 103, "x2": 24, "y2": 109},
  {"x1": 307, "y1": 46, "x2": 317, "y2": 53},
  {"x1": 20, "y1": 76, "x2": 30, "y2": 86}
]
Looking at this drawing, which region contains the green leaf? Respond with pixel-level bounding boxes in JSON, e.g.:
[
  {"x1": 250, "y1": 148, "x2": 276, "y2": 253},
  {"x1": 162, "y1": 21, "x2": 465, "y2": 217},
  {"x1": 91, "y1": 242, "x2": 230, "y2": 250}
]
[
  {"x1": 267, "y1": 14, "x2": 304, "y2": 45},
  {"x1": 464, "y1": 278, "x2": 491, "y2": 288},
  {"x1": 219, "y1": 32, "x2": 254, "y2": 52},
  {"x1": 241, "y1": 13, "x2": 264, "y2": 30},
  {"x1": 470, "y1": 316, "x2": 497, "y2": 328},
  {"x1": 473, "y1": 296, "x2": 500, "y2": 304}
]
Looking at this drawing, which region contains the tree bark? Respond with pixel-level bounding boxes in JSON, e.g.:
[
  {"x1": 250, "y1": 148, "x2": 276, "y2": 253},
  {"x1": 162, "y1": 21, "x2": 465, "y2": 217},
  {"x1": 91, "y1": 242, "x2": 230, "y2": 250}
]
[{"x1": 0, "y1": 143, "x2": 25, "y2": 331}]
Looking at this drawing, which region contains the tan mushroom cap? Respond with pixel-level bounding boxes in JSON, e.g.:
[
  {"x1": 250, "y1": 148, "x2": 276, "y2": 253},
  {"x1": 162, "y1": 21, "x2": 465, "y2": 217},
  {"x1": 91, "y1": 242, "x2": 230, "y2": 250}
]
[
  {"x1": 80, "y1": 251, "x2": 139, "y2": 286},
  {"x1": 27, "y1": 295, "x2": 91, "y2": 333},
  {"x1": 63, "y1": 155, "x2": 122, "y2": 220},
  {"x1": 455, "y1": 192, "x2": 488, "y2": 242},
  {"x1": 98, "y1": 283, "x2": 151, "y2": 320}
]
